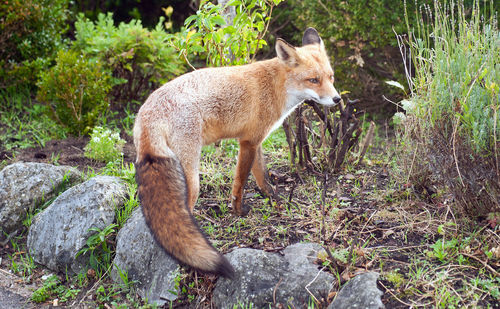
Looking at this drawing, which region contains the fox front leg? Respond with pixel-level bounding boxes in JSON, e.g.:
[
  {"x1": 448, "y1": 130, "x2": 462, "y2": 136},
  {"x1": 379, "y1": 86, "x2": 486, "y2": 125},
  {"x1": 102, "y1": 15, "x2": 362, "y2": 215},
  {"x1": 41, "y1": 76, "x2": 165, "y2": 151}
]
[
  {"x1": 251, "y1": 145, "x2": 275, "y2": 198},
  {"x1": 231, "y1": 141, "x2": 258, "y2": 216}
]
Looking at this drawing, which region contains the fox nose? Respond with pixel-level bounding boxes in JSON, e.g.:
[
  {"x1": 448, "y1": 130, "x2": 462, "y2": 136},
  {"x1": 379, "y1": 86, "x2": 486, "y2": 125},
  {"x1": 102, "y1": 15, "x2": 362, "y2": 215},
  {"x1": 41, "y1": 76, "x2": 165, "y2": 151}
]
[{"x1": 333, "y1": 96, "x2": 341, "y2": 104}]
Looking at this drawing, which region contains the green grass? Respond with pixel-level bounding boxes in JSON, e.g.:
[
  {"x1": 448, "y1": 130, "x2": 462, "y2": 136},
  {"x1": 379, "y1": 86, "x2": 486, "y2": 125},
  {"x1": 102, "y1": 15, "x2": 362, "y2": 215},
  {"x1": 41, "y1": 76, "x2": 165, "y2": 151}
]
[
  {"x1": 7, "y1": 235, "x2": 37, "y2": 279},
  {"x1": 403, "y1": 0, "x2": 499, "y2": 153},
  {"x1": 0, "y1": 86, "x2": 67, "y2": 154}
]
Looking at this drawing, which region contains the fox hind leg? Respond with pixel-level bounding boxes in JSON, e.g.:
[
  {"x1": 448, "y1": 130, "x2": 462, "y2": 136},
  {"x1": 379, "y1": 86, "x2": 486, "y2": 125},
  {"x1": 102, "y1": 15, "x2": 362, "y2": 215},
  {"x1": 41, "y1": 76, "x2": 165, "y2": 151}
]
[{"x1": 170, "y1": 132, "x2": 202, "y2": 212}]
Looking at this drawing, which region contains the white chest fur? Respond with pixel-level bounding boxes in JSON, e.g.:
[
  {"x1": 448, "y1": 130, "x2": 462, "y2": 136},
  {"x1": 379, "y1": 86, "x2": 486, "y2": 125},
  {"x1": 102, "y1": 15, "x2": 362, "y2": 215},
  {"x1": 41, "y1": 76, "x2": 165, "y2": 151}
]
[{"x1": 265, "y1": 89, "x2": 305, "y2": 140}]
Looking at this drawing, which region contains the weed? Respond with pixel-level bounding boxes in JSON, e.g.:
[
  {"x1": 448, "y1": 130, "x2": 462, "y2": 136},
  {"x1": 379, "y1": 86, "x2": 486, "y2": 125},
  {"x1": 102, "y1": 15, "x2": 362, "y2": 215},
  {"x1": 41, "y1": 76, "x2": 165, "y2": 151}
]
[
  {"x1": 31, "y1": 275, "x2": 80, "y2": 304},
  {"x1": 96, "y1": 284, "x2": 120, "y2": 304},
  {"x1": 76, "y1": 224, "x2": 118, "y2": 279},
  {"x1": 384, "y1": 269, "x2": 405, "y2": 289},
  {"x1": 427, "y1": 238, "x2": 459, "y2": 263},
  {"x1": 8, "y1": 242, "x2": 36, "y2": 278},
  {"x1": 84, "y1": 126, "x2": 126, "y2": 163},
  {"x1": 115, "y1": 183, "x2": 139, "y2": 228}
]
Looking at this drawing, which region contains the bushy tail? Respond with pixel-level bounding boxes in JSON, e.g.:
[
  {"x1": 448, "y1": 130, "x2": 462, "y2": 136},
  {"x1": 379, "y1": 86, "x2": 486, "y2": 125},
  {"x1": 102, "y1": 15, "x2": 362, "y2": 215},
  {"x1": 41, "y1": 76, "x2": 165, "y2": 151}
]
[{"x1": 135, "y1": 153, "x2": 235, "y2": 278}]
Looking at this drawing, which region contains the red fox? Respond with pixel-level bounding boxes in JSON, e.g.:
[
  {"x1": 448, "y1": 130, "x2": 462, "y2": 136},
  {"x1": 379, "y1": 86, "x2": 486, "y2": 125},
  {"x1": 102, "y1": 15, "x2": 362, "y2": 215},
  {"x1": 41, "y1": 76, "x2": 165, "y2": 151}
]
[{"x1": 134, "y1": 28, "x2": 340, "y2": 278}]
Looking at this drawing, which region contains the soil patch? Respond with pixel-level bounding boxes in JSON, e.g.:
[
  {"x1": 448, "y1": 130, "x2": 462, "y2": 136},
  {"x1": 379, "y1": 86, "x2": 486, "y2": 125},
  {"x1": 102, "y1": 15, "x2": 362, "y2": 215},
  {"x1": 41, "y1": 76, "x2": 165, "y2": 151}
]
[{"x1": 4, "y1": 136, "x2": 136, "y2": 172}]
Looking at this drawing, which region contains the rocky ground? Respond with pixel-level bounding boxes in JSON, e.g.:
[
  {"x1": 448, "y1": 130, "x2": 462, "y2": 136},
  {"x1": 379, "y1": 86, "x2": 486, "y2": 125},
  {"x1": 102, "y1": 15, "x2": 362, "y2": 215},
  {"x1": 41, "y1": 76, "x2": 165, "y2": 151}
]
[{"x1": 1, "y1": 128, "x2": 499, "y2": 308}]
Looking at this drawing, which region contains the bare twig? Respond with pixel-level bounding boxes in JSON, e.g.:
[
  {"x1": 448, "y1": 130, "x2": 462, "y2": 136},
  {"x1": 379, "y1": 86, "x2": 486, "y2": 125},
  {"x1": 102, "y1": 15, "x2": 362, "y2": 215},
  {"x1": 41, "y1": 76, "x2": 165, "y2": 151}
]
[
  {"x1": 305, "y1": 267, "x2": 325, "y2": 305},
  {"x1": 321, "y1": 171, "x2": 328, "y2": 240},
  {"x1": 451, "y1": 116, "x2": 465, "y2": 187},
  {"x1": 461, "y1": 252, "x2": 500, "y2": 277},
  {"x1": 357, "y1": 121, "x2": 375, "y2": 165},
  {"x1": 272, "y1": 277, "x2": 283, "y2": 305}
]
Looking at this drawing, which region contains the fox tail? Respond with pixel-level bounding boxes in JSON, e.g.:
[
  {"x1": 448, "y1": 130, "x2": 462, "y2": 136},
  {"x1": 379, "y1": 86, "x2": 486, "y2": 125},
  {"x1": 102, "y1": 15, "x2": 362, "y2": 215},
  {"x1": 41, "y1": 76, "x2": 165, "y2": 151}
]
[{"x1": 135, "y1": 153, "x2": 235, "y2": 278}]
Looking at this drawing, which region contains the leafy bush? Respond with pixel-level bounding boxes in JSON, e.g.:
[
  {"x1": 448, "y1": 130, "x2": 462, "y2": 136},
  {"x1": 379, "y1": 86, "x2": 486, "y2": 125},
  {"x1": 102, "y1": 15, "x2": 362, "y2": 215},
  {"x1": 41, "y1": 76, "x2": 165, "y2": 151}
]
[
  {"x1": 84, "y1": 126, "x2": 126, "y2": 163},
  {"x1": 396, "y1": 0, "x2": 499, "y2": 216},
  {"x1": 36, "y1": 50, "x2": 113, "y2": 135},
  {"x1": 72, "y1": 12, "x2": 185, "y2": 102},
  {"x1": 0, "y1": 0, "x2": 70, "y2": 88},
  {"x1": 170, "y1": 0, "x2": 283, "y2": 67},
  {"x1": 71, "y1": 0, "x2": 182, "y2": 28}
]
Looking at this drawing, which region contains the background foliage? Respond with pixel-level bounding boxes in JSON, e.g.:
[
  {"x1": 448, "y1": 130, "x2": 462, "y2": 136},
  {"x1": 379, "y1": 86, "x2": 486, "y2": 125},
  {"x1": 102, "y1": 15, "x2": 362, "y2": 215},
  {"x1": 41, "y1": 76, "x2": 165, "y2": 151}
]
[
  {"x1": 0, "y1": 0, "x2": 70, "y2": 88},
  {"x1": 73, "y1": 12, "x2": 185, "y2": 102}
]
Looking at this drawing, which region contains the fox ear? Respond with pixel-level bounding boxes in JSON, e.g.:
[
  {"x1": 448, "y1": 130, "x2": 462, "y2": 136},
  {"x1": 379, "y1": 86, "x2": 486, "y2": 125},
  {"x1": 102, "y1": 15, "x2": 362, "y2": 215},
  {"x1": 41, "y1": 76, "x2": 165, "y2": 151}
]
[
  {"x1": 302, "y1": 27, "x2": 322, "y2": 46},
  {"x1": 276, "y1": 38, "x2": 299, "y2": 66}
]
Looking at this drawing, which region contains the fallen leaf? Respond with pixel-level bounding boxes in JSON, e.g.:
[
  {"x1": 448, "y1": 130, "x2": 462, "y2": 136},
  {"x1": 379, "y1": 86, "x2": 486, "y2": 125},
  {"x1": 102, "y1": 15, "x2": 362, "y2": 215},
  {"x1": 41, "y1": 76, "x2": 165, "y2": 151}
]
[
  {"x1": 383, "y1": 229, "x2": 395, "y2": 239},
  {"x1": 345, "y1": 173, "x2": 355, "y2": 180}
]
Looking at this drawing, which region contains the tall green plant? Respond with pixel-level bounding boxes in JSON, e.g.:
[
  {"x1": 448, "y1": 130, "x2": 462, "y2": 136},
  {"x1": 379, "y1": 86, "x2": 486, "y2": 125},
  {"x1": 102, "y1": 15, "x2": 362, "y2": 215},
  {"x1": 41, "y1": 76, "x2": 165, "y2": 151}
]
[{"x1": 396, "y1": 0, "x2": 499, "y2": 216}]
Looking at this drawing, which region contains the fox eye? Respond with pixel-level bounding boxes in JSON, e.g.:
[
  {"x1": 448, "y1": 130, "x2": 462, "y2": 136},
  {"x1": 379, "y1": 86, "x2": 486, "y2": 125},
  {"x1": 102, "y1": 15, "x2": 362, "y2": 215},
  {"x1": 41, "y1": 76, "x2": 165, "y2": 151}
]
[{"x1": 308, "y1": 77, "x2": 320, "y2": 84}]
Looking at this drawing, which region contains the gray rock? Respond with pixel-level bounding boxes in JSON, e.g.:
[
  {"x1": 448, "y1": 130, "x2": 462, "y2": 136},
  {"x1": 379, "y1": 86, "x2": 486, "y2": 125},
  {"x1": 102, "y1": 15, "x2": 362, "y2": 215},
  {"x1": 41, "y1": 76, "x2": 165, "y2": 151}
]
[
  {"x1": 0, "y1": 162, "x2": 81, "y2": 236},
  {"x1": 0, "y1": 286, "x2": 31, "y2": 309},
  {"x1": 328, "y1": 272, "x2": 385, "y2": 309},
  {"x1": 27, "y1": 176, "x2": 127, "y2": 274},
  {"x1": 111, "y1": 208, "x2": 179, "y2": 306},
  {"x1": 213, "y1": 243, "x2": 334, "y2": 308}
]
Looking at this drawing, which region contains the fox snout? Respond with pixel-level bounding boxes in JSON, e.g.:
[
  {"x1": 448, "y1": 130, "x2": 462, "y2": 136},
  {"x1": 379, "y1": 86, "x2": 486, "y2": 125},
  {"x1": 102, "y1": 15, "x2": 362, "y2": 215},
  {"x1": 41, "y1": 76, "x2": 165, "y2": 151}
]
[{"x1": 312, "y1": 86, "x2": 341, "y2": 106}]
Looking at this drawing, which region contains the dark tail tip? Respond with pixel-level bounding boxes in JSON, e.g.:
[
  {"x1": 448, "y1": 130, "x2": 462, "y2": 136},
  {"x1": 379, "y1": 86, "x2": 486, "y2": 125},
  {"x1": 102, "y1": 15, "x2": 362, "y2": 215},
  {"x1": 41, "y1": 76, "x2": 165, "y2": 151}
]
[{"x1": 216, "y1": 256, "x2": 236, "y2": 279}]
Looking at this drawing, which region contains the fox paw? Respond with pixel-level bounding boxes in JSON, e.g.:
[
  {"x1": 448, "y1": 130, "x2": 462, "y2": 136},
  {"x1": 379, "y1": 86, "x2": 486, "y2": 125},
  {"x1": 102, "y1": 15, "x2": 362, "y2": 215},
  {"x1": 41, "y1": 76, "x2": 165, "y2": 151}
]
[{"x1": 231, "y1": 196, "x2": 250, "y2": 216}]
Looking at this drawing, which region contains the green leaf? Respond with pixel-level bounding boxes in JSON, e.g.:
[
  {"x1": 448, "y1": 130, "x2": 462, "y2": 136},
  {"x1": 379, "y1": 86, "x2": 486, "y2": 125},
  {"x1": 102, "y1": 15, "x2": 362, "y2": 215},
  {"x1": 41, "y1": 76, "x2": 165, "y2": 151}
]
[
  {"x1": 212, "y1": 15, "x2": 227, "y2": 26},
  {"x1": 184, "y1": 15, "x2": 197, "y2": 27},
  {"x1": 191, "y1": 45, "x2": 206, "y2": 53}
]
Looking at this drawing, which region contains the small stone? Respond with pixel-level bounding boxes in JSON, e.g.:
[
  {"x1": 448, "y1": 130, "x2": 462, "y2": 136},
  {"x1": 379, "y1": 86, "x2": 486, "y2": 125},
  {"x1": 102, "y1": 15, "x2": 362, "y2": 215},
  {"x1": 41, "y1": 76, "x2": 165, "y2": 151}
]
[{"x1": 328, "y1": 272, "x2": 384, "y2": 309}]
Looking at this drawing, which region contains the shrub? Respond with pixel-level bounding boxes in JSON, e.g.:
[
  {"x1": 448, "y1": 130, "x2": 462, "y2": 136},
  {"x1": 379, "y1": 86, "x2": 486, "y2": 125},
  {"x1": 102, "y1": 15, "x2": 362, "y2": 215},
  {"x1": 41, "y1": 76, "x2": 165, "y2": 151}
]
[
  {"x1": 36, "y1": 50, "x2": 113, "y2": 135},
  {"x1": 84, "y1": 126, "x2": 126, "y2": 163},
  {"x1": 0, "y1": 0, "x2": 70, "y2": 88},
  {"x1": 170, "y1": 0, "x2": 284, "y2": 67},
  {"x1": 72, "y1": 12, "x2": 185, "y2": 102},
  {"x1": 396, "y1": 0, "x2": 499, "y2": 217}
]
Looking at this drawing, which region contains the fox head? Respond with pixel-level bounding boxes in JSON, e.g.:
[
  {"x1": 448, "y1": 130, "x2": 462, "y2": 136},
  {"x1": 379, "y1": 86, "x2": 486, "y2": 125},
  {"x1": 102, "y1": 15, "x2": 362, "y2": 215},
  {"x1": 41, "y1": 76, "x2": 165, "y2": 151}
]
[{"x1": 276, "y1": 28, "x2": 341, "y2": 108}]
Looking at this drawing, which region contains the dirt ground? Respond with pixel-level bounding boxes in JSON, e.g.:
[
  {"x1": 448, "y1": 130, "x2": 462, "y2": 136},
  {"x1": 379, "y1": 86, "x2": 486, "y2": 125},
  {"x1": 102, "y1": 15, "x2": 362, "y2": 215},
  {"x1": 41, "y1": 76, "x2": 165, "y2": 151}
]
[{"x1": 1, "y1": 135, "x2": 137, "y2": 172}]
